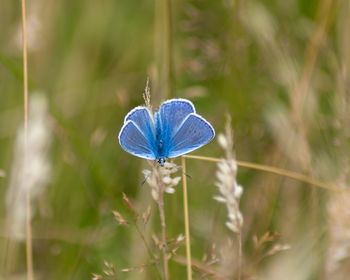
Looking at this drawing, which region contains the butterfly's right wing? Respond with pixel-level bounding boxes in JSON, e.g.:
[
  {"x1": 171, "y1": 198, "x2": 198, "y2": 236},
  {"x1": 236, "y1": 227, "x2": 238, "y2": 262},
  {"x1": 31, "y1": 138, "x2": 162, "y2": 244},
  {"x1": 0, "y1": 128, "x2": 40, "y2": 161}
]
[
  {"x1": 118, "y1": 107, "x2": 157, "y2": 160},
  {"x1": 167, "y1": 113, "x2": 215, "y2": 158},
  {"x1": 157, "y1": 99, "x2": 195, "y2": 135},
  {"x1": 156, "y1": 99, "x2": 196, "y2": 156}
]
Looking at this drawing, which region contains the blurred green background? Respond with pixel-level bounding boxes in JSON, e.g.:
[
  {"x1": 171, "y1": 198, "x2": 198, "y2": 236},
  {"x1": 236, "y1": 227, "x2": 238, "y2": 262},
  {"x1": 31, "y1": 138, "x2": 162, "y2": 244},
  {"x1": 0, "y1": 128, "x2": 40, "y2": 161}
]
[{"x1": 1, "y1": 0, "x2": 349, "y2": 279}]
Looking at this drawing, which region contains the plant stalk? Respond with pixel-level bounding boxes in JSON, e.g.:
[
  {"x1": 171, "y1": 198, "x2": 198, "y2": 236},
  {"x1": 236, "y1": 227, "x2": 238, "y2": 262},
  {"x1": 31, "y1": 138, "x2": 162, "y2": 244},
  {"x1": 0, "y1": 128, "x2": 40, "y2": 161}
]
[
  {"x1": 164, "y1": 0, "x2": 174, "y2": 98},
  {"x1": 181, "y1": 157, "x2": 192, "y2": 280},
  {"x1": 21, "y1": 0, "x2": 34, "y2": 279},
  {"x1": 237, "y1": 231, "x2": 242, "y2": 280},
  {"x1": 183, "y1": 154, "x2": 344, "y2": 192},
  {"x1": 157, "y1": 175, "x2": 169, "y2": 280}
]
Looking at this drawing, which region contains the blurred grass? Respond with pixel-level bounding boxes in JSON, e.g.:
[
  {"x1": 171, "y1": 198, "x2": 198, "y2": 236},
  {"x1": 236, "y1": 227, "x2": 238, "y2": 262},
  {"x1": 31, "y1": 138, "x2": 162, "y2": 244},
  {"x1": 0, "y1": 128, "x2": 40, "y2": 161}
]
[{"x1": 1, "y1": 0, "x2": 350, "y2": 279}]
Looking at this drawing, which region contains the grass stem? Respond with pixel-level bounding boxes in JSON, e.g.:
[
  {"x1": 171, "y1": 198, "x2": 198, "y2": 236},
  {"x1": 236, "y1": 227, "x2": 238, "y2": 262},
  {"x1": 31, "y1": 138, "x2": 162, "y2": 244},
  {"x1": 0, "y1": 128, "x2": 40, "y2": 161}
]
[
  {"x1": 183, "y1": 154, "x2": 345, "y2": 192},
  {"x1": 164, "y1": 0, "x2": 174, "y2": 98},
  {"x1": 132, "y1": 221, "x2": 163, "y2": 280},
  {"x1": 21, "y1": 0, "x2": 34, "y2": 279},
  {"x1": 292, "y1": 0, "x2": 333, "y2": 117},
  {"x1": 25, "y1": 192, "x2": 34, "y2": 280},
  {"x1": 237, "y1": 231, "x2": 242, "y2": 280},
  {"x1": 157, "y1": 179, "x2": 169, "y2": 280},
  {"x1": 181, "y1": 157, "x2": 192, "y2": 280}
]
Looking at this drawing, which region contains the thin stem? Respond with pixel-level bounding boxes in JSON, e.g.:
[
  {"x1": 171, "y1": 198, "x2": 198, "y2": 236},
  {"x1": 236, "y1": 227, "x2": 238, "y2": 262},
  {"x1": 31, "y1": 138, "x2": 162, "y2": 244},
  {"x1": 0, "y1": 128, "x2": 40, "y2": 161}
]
[
  {"x1": 237, "y1": 231, "x2": 242, "y2": 280},
  {"x1": 157, "y1": 176, "x2": 169, "y2": 280},
  {"x1": 133, "y1": 222, "x2": 156, "y2": 263},
  {"x1": 181, "y1": 157, "x2": 192, "y2": 280},
  {"x1": 292, "y1": 0, "x2": 333, "y2": 118},
  {"x1": 164, "y1": 0, "x2": 174, "y2": 98},
  {"x1": 21, "y1": 0, "x2": 34, "y2": 279},
  {"x1": 183, "y1": 154, "x2": 345, "y2": 192},
  {"x1": 132, "y1": 221, "x2": 162, "y2": 280},
  {"x1": 174, "y1": 256, "x2": 227, "y2": 280},
  {"x1": 21, "y1": 1, "x2": 29, "y2": 129},
  {"x1": 25, "y1": 192, "x2": 33, "y2": 280}
]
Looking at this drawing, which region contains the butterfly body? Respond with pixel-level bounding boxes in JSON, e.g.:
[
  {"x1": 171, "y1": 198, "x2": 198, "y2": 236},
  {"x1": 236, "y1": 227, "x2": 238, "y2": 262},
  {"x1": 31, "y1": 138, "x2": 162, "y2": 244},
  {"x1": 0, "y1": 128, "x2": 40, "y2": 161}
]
[{"x1": 118, "y1": 98, "x2": 215, "y2": 165}]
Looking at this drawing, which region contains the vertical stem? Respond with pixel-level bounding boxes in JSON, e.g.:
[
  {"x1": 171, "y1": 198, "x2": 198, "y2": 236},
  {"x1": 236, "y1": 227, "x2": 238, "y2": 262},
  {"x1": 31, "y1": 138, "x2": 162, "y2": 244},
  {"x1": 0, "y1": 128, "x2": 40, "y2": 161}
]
[
  {"x1": 292, "y1": 0, "x2": 333, "y2": 116},
  {"x1": 237, "y1": 231, "x2": 242, "y2": 280},
  {"x1": 153, "y1": 0, "x2": 162, "y2": 103},
  {"x1": 164, "y1": 0, "x2": 174, "y2": 98},
  {"x1": 181, "y1": 157, "x2": 192, "y2": 280},
  {"x1": 21, "y1": 0, "x2": 34, "y2": 279},
  {"x1": 132, "y1": 222, "x2": 163, "y2": 280},
  {"x1": 26, "y1": 192, "x2": 33, "y2": 280},
  {"x1": 157, "y1": 178, "x2": 169, "y2": 280},
  {"x1": 21, "y1": 0, "x2": 29, "y2": 129}
]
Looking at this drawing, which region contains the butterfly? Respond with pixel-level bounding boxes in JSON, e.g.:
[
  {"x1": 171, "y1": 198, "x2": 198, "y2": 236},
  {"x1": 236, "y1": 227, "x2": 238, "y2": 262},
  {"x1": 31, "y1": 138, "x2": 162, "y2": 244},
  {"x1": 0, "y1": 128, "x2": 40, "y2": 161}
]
[{"x1": 118, "y1": 98, "x2": 215, "y2": 166}]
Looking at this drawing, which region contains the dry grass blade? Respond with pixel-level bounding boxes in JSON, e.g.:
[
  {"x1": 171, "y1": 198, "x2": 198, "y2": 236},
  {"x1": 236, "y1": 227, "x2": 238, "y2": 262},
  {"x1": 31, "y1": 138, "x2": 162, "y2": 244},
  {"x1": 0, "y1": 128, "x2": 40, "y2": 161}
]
[
  {"x1": 21, "y1": 0, "x2": 33, "y2": 279},
  {"x1": 112, "y1": 211, "x2": 129, "y2": 226},
  {"x1": 184, "y1": 155, "x2": 345, "y2": 192},
  {"x1": 174, "y1": 256, "x2": 228, "y2": 280},
  {"x1": 143, "y1": 77, "x2": 152, "y2": 111},
  {"x1": 292, "y1": 0, "x2": 334, "y2": 115},
  {"x1": 181, "y1": 156, "x2": 192, "y2": 280},
  {"x1": 122, "y1": 192, "x2": 138, "y2": 217}
]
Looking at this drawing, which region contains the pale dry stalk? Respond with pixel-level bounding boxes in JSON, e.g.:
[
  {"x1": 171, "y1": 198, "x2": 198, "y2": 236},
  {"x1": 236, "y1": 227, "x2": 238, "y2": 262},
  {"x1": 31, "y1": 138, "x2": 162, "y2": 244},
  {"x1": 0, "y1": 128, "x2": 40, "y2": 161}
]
[
  {"x1": 20, "y1": 0, "x2": 33, "y2": 278},
  {"x1": 143, "y1": 162, "x2": 181, "y2": 280},
  {"x1": 215, "y1": 117, "x2": 243, "y2": 279}
]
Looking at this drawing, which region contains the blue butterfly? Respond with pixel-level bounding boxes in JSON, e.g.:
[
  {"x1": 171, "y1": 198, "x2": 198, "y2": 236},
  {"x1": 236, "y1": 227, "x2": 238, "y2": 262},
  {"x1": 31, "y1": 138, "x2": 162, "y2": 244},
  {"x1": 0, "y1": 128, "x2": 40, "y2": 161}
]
[{"x1": 118, "y1": 98, "x2": 215, "y2": 165}]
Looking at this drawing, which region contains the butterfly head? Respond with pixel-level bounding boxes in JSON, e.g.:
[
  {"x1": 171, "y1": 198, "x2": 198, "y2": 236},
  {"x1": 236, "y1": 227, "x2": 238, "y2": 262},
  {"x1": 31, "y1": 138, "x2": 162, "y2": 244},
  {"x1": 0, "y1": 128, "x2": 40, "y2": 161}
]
[{"x1": 157, "y1": 158, "x2": 166, "y2": 167}]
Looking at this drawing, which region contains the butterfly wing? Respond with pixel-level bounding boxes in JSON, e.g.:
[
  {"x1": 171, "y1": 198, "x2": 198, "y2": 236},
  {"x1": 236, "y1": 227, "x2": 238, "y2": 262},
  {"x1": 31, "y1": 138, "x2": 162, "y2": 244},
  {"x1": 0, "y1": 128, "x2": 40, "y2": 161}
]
[
  {"x1": 156, "y1": 99, "x2": 196, "y2": 157},
  {"x1": 167, "y1": 113, "x2": 215, "y2": 158},
  {"x1": 125, "y1": 106, "x2": 156, "y2": 139},
  {"x1": 118, "y1": 107, "x2": 157, "y2": 160},
  {"x1": 158, "y1": 99, "x2": 195, "y2": 131}
]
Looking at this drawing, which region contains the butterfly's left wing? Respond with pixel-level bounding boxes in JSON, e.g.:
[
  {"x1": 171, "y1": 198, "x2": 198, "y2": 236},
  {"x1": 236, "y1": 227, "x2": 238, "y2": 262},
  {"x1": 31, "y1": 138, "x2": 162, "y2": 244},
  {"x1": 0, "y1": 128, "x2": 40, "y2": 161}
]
[
  {"x1": 118, "y1": 107, "x2": 157, "y2": 160},
  {"x1": 119, "y1": 121, "x2": 156, "y2": 159},
  {"x1": 167, "y1": 113, "x2": 215, "y2": 158},
  {"x1": 125, "y1": 106, "x2": 156, "y2": 140}
]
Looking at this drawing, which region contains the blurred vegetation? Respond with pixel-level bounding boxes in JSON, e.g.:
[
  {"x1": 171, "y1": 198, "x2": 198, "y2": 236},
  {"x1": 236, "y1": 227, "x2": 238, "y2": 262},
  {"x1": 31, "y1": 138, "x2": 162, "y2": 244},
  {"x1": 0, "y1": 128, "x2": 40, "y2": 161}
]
[{"x1": 0, "y1": 0, "x2": 349, "y2": 279}]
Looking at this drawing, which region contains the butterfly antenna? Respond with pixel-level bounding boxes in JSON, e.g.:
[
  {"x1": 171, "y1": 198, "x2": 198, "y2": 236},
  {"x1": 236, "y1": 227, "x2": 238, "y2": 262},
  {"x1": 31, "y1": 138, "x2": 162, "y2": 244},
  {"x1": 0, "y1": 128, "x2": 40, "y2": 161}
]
[
  {"x1": 141, "y1": 172, "x2": 150, "y2": 186},
  {"x1": 141, "y1": 160, "x2": 157, "y2": 186}
]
